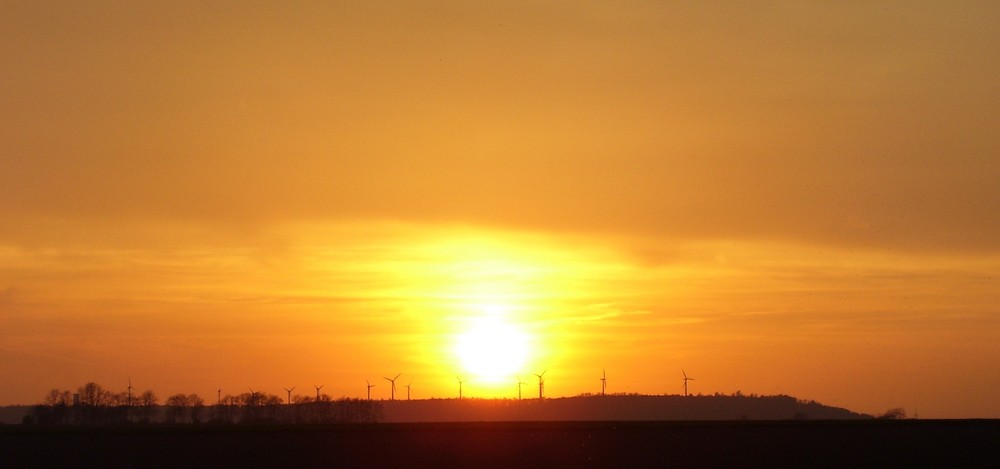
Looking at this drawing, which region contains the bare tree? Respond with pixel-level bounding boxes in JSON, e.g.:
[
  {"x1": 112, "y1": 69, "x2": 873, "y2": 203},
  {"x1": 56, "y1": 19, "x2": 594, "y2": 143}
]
[
  {"x1": 164, "y1": 393, "x2": 206, "y2": 423},
  {"x1": 107, "y1": 391, "x2": 128, "y2": 407},
  {"x1": 166, "y1": 393, "x2": 189, "y2": 423},
  {"x1": 166, "y1": 394, "x2": 190, "y2": 406},
  {"x1": 77, "y1": 382, "x2": 106, "y2": 407},
  {"x1": 37, "y1": 388, "x2": 73, "y2": 425},
  {"x1": 43, "y1": 388, "x2": 71, "y2": 406},
  {"x1": 138, "y1": 390, "x2": 158, "y2": 422},
  {"x1": 139, "y1": 390, "x2": 158, "y2": 406},
  {"x1": 878, "y1": 407, "x2": 907, "y2": 420},
  {"x1": 188, "y1": 394, "x2": 205, "y2": 423},
  {"x1": 72, "y1": 382, "x2": 134, "y2": 424}
]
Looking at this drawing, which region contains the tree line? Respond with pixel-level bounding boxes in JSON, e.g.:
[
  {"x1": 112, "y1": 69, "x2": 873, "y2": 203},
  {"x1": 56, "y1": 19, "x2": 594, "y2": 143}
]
[{"x1": 29, "y1": 382, "x2": 381, "y2": 426}]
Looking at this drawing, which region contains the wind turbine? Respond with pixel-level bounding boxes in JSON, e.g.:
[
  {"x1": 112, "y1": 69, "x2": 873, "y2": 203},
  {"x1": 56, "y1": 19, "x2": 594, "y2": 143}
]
[
  {"x1": 682, "y1": 370, "x2": 695, "y2": 397},
  {"x1": 406, "y1": 382, "x2": 412, "y2": 400},
  {"x1": 534, "y1": 370, "x2": 547, "y2": 399},
  {"x1": 217, "y1": 389, "x2": 221, "y2": 405},
  {"x1": 284, "y1": 387, "x2": 296, "y2": 404},
  {"x1": 456, "y1": 376, "x2": 465, "y2": 399},
  {"x1": 384, "y1": 373, "x2": 401, "y2": 401},
  {"x1": 601, "y1": 369, "x2": 607, "y2": 396},
  {"x1": 314, "y1": 384, "x2": 324, "y2": 402},
  {"x1": 248, "y1": 387, "x2": 257, "y2": 406},
  {"x1": 127, "y1": 377, "x2": 134, "y2": 407},
  {"x1": 517, "y1": 378, "x2": 526, "y2": 400},
  {"x1": 366, "y1": 380, "x2": 376, "y2": 401}
]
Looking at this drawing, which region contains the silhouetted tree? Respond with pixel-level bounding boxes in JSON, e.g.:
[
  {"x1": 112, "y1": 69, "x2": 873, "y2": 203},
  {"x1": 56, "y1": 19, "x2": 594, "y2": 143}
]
[
  {"x1": 43, "y1": 389, "x2": 72, "y2": 406},
  {"x1": 212, "y1": 395, "x2": 240, "y2": 424},
  {"x1": 138, "y1": 390, "x2": 158, "y2": 406},
  {"x1": 138, "y1": 390, "x2": 158, "y2": 422},
  {"x1": 77, "y1": 382, "x2": 107, "y2": 407},
  {"x1": 165, "y1": 393, "x2": 206, "y2": 423},
  {"x1": 107, "y1": 391, "x2": 128, "y2": 407},
  {"x1": 166, "y1": 394, "x2": 190, "y2": 406},
  {"x1": 878, "y1": 407, "x2": 907, "y2": 420},
  {"x1": 76, "y1": 383, "x2": 106, "y2": 424},
  {"x1": 165, "y1": 394, "x2": 189, "y2": 423},
  {"x1": 36, "y1": 389, "x2": 74, "y2": 425},
  {"x1": 188, "y1": 394, "x2": 205, "y2": 423}
]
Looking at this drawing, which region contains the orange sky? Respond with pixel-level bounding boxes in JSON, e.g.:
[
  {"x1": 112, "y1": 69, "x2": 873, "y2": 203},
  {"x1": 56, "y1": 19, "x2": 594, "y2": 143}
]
[{"x1": 2, "y1": 2, "x2": 999, "y2": 418}]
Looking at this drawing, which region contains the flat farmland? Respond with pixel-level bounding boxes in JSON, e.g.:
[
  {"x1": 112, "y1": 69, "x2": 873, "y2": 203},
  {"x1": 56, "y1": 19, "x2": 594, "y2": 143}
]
[{"x1": 3, "y1": 420, "x2": 996, "y2": 468}]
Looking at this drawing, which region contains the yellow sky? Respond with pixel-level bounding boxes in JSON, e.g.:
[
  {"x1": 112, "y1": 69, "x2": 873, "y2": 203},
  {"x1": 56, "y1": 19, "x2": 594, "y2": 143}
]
[{"x1": 2, "y1": 2, "x2": 999, "y2": 418}]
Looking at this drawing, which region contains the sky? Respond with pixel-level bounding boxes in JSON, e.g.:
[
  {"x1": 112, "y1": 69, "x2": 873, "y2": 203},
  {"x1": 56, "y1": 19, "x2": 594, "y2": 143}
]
[{"x1": 2, "y1": 1, "x2": 999, "y2": 418}]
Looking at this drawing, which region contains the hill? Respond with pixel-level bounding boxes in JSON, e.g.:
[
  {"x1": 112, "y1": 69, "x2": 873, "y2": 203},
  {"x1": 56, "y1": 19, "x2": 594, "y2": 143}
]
[
  {"x1": 5, "y1": 393, "x2": 867, "y2": 426},
  {"x1": 381, "y1": 394, "x2": 866, "y2": 422}
]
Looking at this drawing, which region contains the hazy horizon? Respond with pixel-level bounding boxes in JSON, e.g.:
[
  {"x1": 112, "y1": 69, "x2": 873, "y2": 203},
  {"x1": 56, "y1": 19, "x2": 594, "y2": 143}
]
[{"x1": 3, "y1": 1, "x2": 999, "y2": 418}]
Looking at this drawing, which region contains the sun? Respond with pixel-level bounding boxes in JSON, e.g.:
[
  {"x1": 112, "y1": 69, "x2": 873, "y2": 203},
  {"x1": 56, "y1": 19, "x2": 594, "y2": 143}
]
[{"x1": 454, "y1": 314, "x2": 530, "y2": 383}]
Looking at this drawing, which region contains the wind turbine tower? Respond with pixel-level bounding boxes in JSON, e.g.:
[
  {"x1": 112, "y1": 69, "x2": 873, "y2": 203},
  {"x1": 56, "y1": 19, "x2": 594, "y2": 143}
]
[
  {"x1": 456, "y1": 376, "x2": 465, "y2": 399},
  {"x1": 517, "y1": 378, "x2": 526, "y2": 400},
  {"x1": 127, "y1": 377, "x2": 134, "y2": 407},
  {"x1": 384, "y1": 373, "x2": 401, "y2": 400},
  {"x1": 601, "y1": 369, "x2": 607, "y2": 396},
  {"x1": 682, "y1": 370, "x2": 695, "y2": 397},
  {"x1": 406, "y1": 382, "x2": 412, "y2": 400},
  {"x1": 366, "y1": 380, "x2": 376, "y2": 401},
  {"x1": 534, "y1": 370, "x2": 547, "y2": 399},
  {"x1": 284, "y1": 387, "x2": 296, "y2": 404},
  {"x1": 314, "y1": 384, "x2": 324, "y2": 402}
]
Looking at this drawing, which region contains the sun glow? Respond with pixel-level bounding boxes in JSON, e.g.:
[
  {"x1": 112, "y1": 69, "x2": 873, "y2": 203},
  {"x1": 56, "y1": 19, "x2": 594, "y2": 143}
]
[
  {"x1": 294, "y1": 225, "x2": 619, "y2": 397},
  {"x1": 454, "y1": 310, "x2": 530, "y2": 383}
]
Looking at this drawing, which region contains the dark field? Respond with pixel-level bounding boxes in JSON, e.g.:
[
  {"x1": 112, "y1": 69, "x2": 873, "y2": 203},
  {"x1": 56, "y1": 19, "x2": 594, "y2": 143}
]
[{"x1": 3, "y1": 420, "x2": 997, "y2": 468}]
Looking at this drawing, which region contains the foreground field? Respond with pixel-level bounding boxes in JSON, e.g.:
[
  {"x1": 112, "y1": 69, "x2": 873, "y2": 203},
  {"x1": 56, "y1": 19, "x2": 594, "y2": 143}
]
[{"x1": 3, "y1": 420, "x2": 996, "y2": 467}]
